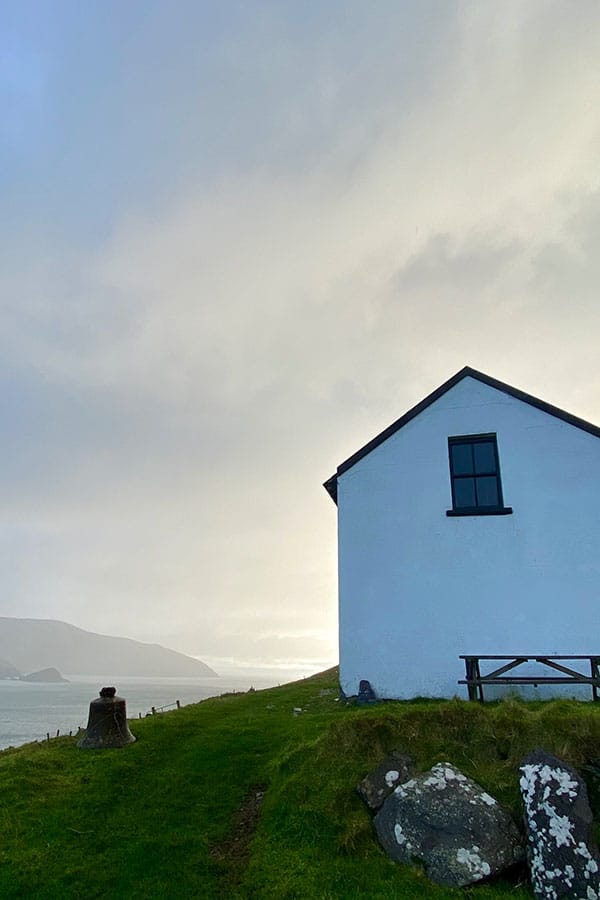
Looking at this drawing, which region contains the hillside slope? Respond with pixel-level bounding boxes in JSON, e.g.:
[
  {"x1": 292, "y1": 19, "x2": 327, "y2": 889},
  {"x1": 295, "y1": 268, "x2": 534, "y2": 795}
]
[
  {"x1": 1, "y1": 668, "x2": 600, "y2": 898},
  {"x1": 0, "y1": 617, "x2": 216, "y2": 677}
]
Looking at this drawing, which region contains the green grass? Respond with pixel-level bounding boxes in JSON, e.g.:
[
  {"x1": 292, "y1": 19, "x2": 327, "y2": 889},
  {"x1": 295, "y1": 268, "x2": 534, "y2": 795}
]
[{"x1": 1, "y1": 669, "x2": 600, "y2": 898}]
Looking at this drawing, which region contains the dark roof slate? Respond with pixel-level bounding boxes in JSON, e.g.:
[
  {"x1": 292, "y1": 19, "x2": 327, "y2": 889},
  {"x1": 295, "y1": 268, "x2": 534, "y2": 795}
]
[{"x1": 323, "y1": 365, "x2": 600, "y2": 504}]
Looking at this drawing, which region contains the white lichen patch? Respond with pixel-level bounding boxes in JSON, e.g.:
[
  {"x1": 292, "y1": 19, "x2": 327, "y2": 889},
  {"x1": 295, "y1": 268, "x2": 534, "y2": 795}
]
[
  {"x1": 385, "y1": 770, "x2": 400, "y2": 788},
  {"x1": 553, "y1": 769, "x2": 579, "y2": 799},
  {"x1": 444, "y1": 766, "x2": 467, "y2": 782},
  {"x1": 423, "y1": 770, "x2": 448, "y2": 790},
  {"x1": 576, "y1": 845, "x2": 600, "y2": 881},
  {"x1": 520, "y1": 762, "x2": 578, "y2": 802},
  {"x1": 394, "y1": 778, "x2": 418, "y2": 797},
  {"x1": 422, "y1": 762, "x2": 465, "y2": 791},
  {"x1": 587, "y1": 887, "x2": 598, "y2": 900},
  {"x1": 576, "y1": 842, "x2": 594, "y2": 861},
  {"x1": 456, "y1": 847, "x2": 491, "y2": 879},
  {"x1": 400, "y1": 761, "x2": 500, "y2": 824},
  {"x1": 546, "y1": 809, "x2": 575, "y2": 847},
  {"x1": 394, "y1": 823, "x2": 406, "y2": 845}
]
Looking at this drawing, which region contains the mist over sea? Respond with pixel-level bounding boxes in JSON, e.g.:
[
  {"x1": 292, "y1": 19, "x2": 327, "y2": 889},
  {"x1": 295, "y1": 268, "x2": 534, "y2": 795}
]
[{"x1": 0, "y1": 669, "x2": 308, "y2": 750}]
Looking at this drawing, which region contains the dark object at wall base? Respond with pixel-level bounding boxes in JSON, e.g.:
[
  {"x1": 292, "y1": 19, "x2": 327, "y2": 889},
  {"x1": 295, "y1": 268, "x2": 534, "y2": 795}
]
[{"x1": 357, "y1": 679, "x2": 377, "y2": 705}]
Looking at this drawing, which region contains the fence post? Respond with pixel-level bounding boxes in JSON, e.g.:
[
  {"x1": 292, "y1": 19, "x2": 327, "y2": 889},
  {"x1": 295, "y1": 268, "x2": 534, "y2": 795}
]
[
  {"x1": 151, "y1": 706, "x2": 156, "y2": 716},
  {"x1": 176, "y1": 700, "x2": 181, "y2": 709}
]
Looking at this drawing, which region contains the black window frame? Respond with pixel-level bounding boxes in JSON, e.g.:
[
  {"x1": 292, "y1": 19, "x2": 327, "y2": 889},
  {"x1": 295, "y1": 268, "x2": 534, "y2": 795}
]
[{"x1": 446, "y1": 433, "x2": 512, "y2": 517}]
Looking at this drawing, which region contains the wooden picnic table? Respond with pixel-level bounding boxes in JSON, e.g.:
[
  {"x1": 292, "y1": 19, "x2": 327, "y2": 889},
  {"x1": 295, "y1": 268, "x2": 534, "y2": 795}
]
[{"x1": 459, "y1": 654, "x2": 600, "y2": 702}]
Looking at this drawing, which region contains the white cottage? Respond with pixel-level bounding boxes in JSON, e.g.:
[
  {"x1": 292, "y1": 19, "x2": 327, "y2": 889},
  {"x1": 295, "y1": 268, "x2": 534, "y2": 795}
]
[{"x1": 324, "y1": 367, "x2": 600, "y2": 700}]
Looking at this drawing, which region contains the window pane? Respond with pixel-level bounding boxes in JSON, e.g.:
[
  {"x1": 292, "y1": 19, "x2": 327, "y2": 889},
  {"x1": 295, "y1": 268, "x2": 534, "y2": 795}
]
[
  {"x1": 454, "y1": 477, "x2": 476, "y2": 507},
  {"x1": 451, "y1": 443, "x2": 473, "y2": 475},
  {"x1": 474, "y1": 442, "x2": 496, "y2": 474},
  {"x1": 475, "y1": 476, "x2": 499, "y2": 507}
]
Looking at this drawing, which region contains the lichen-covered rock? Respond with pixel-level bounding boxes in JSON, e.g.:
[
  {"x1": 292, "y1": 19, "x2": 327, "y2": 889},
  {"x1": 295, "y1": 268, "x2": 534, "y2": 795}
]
[
  {"x1": 373, "y1": 762, "x2": 523, "y2": 887},
  {"x1": 519, "y1": 749, "x2": 600, "y2": 899},
  {"x1": 357, "y1": 751, "x2": 415, "y2": 810}
]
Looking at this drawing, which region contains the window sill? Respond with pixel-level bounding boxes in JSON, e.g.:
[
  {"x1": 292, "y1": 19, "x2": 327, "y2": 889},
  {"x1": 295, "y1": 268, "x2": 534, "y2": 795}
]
[{"x1": 446, "y1": 507, "x2": 513, "y2": 517}]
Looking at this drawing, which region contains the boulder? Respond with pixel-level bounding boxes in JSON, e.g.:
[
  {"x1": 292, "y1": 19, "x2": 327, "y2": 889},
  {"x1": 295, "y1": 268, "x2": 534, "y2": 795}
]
[
  {"x1": 357, "y1": 752, "x2": 415, "y2": 810},
  {"x1": 519, "y1": 749, "x2": 600, "y2": 899},
  {"x1": 374, "y1": 761, "x2": 524, "y2": 887}
]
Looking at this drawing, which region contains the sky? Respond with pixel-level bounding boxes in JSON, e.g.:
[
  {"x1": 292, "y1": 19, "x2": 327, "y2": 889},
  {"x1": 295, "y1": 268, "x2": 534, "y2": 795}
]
[{"x1": 1, "y1": 1, "x2": 600, "y2": 675}]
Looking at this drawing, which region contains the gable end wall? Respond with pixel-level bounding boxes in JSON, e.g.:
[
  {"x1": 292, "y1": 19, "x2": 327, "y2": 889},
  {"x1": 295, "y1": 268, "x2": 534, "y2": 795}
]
[{"x1": 337, "y1": 377, "x2": 600, "y2": 699}]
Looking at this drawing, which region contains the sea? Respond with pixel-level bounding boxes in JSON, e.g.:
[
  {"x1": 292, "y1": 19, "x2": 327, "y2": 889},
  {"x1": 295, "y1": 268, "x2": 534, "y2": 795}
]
[{"x1": 0, "y1": 669, "x2": 306, "y2": 751}]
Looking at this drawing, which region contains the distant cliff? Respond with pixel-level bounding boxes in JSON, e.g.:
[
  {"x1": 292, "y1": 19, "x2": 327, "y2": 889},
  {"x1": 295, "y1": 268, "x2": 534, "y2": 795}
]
[
  {"x1": 0, "y1": 618, "x2": 217, "y2": 678},
  {"x1": 20, "y1": 667, "x2": 68, "y2": 683}
]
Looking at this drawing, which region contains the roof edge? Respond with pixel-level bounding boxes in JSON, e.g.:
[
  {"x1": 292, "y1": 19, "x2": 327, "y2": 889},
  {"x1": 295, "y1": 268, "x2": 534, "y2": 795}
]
[{"x1": 323, "y1": 365, "x2": 600, "y2": 504}]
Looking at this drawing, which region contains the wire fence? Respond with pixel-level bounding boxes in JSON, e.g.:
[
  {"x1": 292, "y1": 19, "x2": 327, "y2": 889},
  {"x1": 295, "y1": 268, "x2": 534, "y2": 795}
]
[
  {"x1": 141, "y1": 699, "x2": 182, "y2": 717},
  {"x1": 37, "y1": 698, "x2": 184, "y2": 743},
  {"x1": 37, "y1": 685, "x2": 261, "y2": 744}
]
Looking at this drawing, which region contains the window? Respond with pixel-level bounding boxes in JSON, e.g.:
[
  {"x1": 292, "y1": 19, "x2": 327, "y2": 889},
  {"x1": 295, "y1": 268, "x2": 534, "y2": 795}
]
[{"x1": 446, "y1": 434, "x2": 512, "y2": 516}]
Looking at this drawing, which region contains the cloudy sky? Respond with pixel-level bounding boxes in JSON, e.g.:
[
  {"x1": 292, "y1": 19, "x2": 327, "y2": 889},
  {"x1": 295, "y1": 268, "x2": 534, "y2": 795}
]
[{"x1": 1, "y1": 1, "x2": 600, "y2": 675}]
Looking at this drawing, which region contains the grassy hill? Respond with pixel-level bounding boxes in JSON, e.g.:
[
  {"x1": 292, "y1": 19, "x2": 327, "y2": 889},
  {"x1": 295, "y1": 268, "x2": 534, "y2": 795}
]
[{"x1": 2, "y1": 668, "x2": 600, "y2": 899}]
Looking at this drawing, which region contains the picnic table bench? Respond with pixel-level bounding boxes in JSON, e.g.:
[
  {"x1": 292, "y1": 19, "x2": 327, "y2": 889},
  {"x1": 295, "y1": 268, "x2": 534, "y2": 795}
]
[{"x1": 459, "y1": 655, "x2": 600, "y2": 702}]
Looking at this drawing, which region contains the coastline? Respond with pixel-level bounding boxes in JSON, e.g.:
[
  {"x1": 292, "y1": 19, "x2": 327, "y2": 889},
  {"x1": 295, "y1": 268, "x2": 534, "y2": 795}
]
[{"x1": 0, "y1": 670, "x2": 296, "y2": 751}]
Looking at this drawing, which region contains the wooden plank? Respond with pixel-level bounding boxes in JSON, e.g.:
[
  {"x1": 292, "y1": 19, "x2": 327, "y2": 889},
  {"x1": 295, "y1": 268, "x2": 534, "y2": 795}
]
[
  {"x1": 592, "y1": 659, "x2": 600, "y2": 702},
  {"x1": 459, "y1": 677, "x2": 600, "y2": 685},
  {"x1": 459, "y1": 655, "x2": 599, "y2": 660},
  {"x1": 463, "y1": 657, "x2": 480, "y2": 702},
  {"x1": 483, "y1": 658, "x2": 528, "y2": 679},
  {"x1": 535, "y1": 658, "x2": 588, "y2": 679}
]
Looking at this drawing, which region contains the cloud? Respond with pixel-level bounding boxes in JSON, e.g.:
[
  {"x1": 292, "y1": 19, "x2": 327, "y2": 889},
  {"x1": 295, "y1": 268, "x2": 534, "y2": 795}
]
[{"x1": 1, "y1": 2, "x2": 600, "y2": 668}]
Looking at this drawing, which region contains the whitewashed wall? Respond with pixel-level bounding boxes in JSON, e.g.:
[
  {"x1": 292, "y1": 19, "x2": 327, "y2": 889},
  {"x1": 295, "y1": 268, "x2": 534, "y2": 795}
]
[{"x1": 337, "y1": 376, "x2": 600, "y2": 699}]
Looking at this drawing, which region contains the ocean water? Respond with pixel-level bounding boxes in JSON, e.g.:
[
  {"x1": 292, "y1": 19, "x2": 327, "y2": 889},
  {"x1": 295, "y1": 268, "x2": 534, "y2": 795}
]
[{"x1": 0, "y1": 672, "x2": 289, "y2": 750}]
